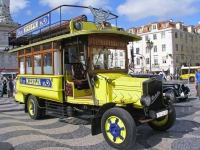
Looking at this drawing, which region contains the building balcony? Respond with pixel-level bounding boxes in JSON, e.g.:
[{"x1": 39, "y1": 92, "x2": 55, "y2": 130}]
[{"x1": 152, "y1": 64, "x2": 160, "y2": 68}]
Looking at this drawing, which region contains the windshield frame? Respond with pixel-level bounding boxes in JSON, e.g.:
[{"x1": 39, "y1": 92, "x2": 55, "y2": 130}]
[{"x1": 89, "y1": 46, "x2": 128, "y2": 73}]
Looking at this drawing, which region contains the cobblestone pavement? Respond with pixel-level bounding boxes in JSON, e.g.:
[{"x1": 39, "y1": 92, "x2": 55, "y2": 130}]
[{"x1": 0, "y1": 83, "x2": 200, "y2": 150}]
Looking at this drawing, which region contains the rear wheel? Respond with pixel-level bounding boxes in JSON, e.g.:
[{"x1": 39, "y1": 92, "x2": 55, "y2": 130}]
[
  {"x1": 27, "y1": 95, "x2": 42, "y2": 120},
  {"x1": 148, "y1": 103, "x2": 176, "y2": 131},
  {"x1": 101, "y1": 108, "x2": 136, "y2": 150}
]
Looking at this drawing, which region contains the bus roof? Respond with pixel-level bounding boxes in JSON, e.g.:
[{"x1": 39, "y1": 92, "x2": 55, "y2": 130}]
[
  {"x1": 9, "y1": 28, "x2": 141, "y2": 53},
  {"x1": 8, "y1": 5, "x2": 142, "y2": 53}
]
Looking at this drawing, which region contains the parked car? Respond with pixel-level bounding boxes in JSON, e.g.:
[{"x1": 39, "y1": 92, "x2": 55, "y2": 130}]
[{"x1": 129, "y1": 73, "x2": 190, "y2": 102}]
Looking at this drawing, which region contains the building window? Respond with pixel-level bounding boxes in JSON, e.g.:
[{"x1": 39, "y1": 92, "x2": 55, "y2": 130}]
[
  {"x1": 180, "y1": 23, "x2": 183, "y2": 29},
  {"x1": 138, "y1": 29, "x2": 141, "y2": 34},
  {"x1": 146, "y1": 47, "x2": 149, "y2": 53},
  {"x1": 136, "y1": 48, "x2": 140, "y2": 54},
  {"x1": 145, "y1": 35, "x2": 148, "y2": 41},
  {"x1": 136, "y1": 58, "x2": 140, "y2": 65},
  {"x1": 115, "y1": 61, "x2": 118, "y2": 67},
  {"x1": 43, "y1": 42, "x2": 52, "y2": 50},
  {"x1": 162, "y1": 44, "x2": 166, "y2": 51},
  {"x1": 152, "y1": 24, "x2": 157, "y2": 29},
  {"x1": 162, "y1": 57, "x2": 166, "y2": 64},
  {"x1": 120, "y1": 61, "x2": 123, "y2": 66},
  {"x1": 180, "y1": 33, "x2": 183, "y2": 39},
  {"x1": 146, "y1": 58, "x2": 149, "y2": 64},
  {"x1": 176, "y1": 56, "x2": 179, "y2": 63},
  {"x1": 154, "y1": 45, "x2": 157, "y2": 52},
  {"x1": 175, "y1": 32, "x2": 178, "y2": 38},
  {"x1": 43, "y1": 53, "x2": 52, "y2": 74},
  {"x1": 154, "y1": 57, "x2": 158, "y2": 65},
  {"x1": 181, "y1": 45, "x2": 183, "y2": 52},
  {"x1": 161, "y1": 32, "x2": 165, "y2": 39},
  {"x1": 153, "y1": 34, "x2": 157, "y2": 40},
  {"x1": 163, "y1": 23, "x2": 167, "y2": 28},
  {"x1": 129, "y1": 29, "x2": 133, "y2": 34},
  {"x1": 196, "y1": 56, "x2": 198, "y2": 60},
  {"x1": 147, "y1": 26, "x2": 150, "y2": 31},
  {"x1": 120, "y1": 52, "x2": 123, "y2": 56},
  {"x1": 176, "y1": 44, "x2": 178, "y2": 51},
  {"x1": 115, "y1": 52, "x2": 118, "y2": 56}
]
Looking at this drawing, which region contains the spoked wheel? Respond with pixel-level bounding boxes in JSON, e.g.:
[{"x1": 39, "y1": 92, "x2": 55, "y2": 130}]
[
  {"x1": 148, "y1": 103, "x2": 176, "y2": 131},
  {"x1": 101, "y1": 108, "x2": 136, "y2": 150},
  {"x1": 27, "y1": 95, "x2": 42, "y2": 120}
]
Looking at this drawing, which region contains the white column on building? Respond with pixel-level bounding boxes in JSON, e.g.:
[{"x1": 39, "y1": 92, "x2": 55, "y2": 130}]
[{"x1": 0, "y1": 0, "x2": 13, "y2": 24}]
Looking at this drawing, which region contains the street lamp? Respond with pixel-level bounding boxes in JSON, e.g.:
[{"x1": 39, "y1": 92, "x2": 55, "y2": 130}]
[{"x1": 146, "y1": 39, "x2": 154, "y2": 73}]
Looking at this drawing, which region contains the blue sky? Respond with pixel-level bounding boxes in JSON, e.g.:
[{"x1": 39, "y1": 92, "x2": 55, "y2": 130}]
[{"x1": 10, "y1": 0, "x2": 200, "y2": 29}]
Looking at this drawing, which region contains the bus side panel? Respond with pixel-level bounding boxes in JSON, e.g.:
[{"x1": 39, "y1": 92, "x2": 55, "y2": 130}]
[{"x1": 16, "y1": 75, "x2": 64, "y2": 103}]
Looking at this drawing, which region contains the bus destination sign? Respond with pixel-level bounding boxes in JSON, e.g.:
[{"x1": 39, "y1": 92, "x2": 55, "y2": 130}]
[
  {"x1": 20, "y1": 77, "x2": 52, "y2": 88},
  {"x1": 16, "y1": 13, "x2": 51, "y2": 38}
]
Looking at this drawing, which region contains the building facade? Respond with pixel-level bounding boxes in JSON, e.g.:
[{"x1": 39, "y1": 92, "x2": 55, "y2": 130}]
[
  {"x1": 127, "y1": 19, "x2": 200, "y2": 75},
  {"x1": 0, "y1": 0, "x2": 19, "y2": 72}
]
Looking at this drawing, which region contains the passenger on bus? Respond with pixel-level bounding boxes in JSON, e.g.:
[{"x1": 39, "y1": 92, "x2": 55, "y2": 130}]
[{"x1": 7, "y1": 76, "x2": 13, "y2": 98}]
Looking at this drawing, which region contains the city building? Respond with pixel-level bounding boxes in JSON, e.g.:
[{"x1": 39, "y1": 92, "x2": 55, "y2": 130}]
[
  {"x1": 0, "y1": 0, "x2": 20, "y2": 72},
  {"x1": 127, "y1": 19, "x2": 200, "y2": 75}
]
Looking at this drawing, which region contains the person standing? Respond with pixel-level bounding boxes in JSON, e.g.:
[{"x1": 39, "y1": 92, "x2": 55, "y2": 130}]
[
  {"x1": 12, "y1": 73, "x2": 18, "y2": 97},
  {"x1": 195, "y1": 68, "x2": 200, "y2": 98},
  {"x1": 159, "y1": 69, "x2": 167, "y2": 82},
  {"x1": 1, "y1": 74, "x2": 7, "y2": 97},
  {"x1": 7, "y1": 76, "x2": 13, "y2": 98}
]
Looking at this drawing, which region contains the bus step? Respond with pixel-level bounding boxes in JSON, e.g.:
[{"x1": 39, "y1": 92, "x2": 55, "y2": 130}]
[{"x1": 45, "y1": 101, "x2": 68, "y2": 119}]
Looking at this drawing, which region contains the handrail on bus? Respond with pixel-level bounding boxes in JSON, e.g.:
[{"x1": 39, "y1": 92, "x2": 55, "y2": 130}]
[
  {"x1": 9, "y1": 5, "x2": 119, "y2": 49},
  {"x1": 10, "y1": 5, "x2": 118, "y2": 33}
]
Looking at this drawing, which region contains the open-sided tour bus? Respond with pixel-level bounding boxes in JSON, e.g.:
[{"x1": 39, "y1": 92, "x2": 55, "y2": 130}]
[{"x1": 9, "y1": 5, "x2": 176, "y2": 149}]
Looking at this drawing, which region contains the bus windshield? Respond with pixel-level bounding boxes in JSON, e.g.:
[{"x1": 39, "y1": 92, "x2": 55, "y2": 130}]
[
  {"x1": 181, "y1": 69, "x2": 196, "y2": 75},
  {"x1": 91, "y1": 48, "x2": 126, "y2": 70}
]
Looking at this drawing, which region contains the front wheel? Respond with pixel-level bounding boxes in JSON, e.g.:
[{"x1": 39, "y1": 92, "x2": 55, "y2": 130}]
[
  {"x1": 101, "y1": 108, "x2": 136, "y2": 150},
  {"x1": 148, "y1": 103, "x2": 176, "y2": 131}
]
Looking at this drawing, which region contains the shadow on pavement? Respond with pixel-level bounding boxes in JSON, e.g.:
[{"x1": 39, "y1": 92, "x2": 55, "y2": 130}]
[{"x1": 0, "y1": 142, "x2": 14, "y2": 150}]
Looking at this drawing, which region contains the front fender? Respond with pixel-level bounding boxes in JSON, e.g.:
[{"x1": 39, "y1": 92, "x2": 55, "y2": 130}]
[{"x1": 163, "y1": 87, "x2": 179, "y2": 96}]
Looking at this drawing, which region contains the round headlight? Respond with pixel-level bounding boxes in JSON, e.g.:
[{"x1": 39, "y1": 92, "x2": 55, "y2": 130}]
[
  {"x1": 141, "y1": 95, "x2": 151, "y2": 107},
  {"x1": 165, "y1": 90, "x2": 176, "y2": 102},
  {"x1": 74, "y1": 20, "x2": 83, "y2": 30}
]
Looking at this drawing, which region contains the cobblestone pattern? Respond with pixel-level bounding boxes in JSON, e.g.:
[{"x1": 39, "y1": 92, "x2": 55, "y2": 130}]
[{"x1": 0, "y1": 83, "x2": 199, "y2": 150}]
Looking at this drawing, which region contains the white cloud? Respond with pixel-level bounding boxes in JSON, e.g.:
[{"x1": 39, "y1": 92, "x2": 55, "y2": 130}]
[
  {"x1": 26, "y1": 10, "x2": 32, "y2": 15},
  {"x1": 117, "y1": 0, "x2": 199, "y2": 21},
  {"x1": 10, "y1": 0, "x2": 30, "y2": 14}
]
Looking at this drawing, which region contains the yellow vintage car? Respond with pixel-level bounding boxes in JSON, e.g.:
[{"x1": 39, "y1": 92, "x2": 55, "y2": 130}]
[{"x1": 9, "y1": 5, "x2": 176, "y2": 150}]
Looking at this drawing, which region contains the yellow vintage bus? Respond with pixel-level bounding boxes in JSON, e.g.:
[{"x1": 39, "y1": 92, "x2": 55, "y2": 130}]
[
  {"x1": 9, "y1": 5, "x2": 176, "y2": 150},
  {"x1": 179, "y1": 66, "x2": 199, "y2": 82}
]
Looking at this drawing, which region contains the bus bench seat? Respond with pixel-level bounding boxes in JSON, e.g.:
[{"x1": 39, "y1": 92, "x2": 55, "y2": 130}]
[{"x1": 71, "y1": 63, "x2": 89, "y2": 90}]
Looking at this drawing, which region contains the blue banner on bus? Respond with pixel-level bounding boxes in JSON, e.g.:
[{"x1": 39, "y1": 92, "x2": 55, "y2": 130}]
[
  {"x1": 20, "y1": 77, "x2": 52, "y2": 88},
  {"x1": 16, "y1": 13, "x2": 51, "y2": 38}
]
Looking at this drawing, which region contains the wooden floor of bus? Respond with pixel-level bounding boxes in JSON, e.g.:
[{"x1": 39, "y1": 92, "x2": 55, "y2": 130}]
[{"x1": 75, "y1": 95, "x2": 93, "y2": 99}]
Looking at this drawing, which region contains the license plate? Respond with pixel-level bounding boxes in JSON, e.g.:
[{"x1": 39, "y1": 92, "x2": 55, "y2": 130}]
[{"x1": 156, "y1": 110, "x2": 168, "y2": 118}]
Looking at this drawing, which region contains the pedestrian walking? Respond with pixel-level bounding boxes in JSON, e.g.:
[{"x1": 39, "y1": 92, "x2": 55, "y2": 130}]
[
  {"x1": 195, "y1": 69, "x2": 198, "y2": 96},
  {"x1": 1, "y1": 74, "x2": 7, "y2": 97},
  {"x1": 195, "y1": 67, "x2": 200, "y2": 99},
  {"x1": 7, "y1": 76, "x2": 13, "y2": 98},
  {"x1": 159, "y1": 69, "x2": 167, "y2": 82},
  {"x1": 12, "y1": 73, "x2": 18, "y2": 96}
]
